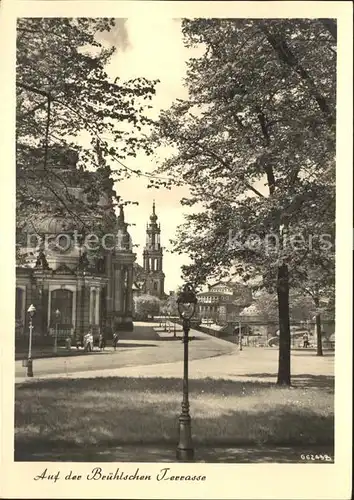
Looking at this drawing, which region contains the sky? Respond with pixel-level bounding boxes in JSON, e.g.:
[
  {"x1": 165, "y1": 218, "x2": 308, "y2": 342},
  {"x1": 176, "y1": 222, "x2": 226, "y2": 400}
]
[
  {"x1": 98, "y1": 18, "x2": 270, "y2": 292},
  {"x1": 101, "y1": 18, "x2": 198, "y2": 293}
]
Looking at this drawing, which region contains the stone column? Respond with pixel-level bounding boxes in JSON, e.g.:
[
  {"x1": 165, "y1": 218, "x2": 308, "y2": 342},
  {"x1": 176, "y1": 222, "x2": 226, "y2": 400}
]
[
  {"x1": 106, "y1": 253, "x2": 113, "y2": 315},
  {"x1": 114, "y1": 265, "x2": 123, "y2": 313},
  {"x1": 95, "y1": 288, "x2": 100, "y2": 325},
  {"x1": 89, "y1": 287, "x2": 94, "y2": 325},
  {"x1": 76, "y1": 275, "x2": 83, "y2": 338}
]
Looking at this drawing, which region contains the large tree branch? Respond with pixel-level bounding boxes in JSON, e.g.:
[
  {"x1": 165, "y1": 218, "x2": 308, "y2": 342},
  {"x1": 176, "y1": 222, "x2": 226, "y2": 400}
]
[
  {"x1": 256, "y1": 108, "x2": 276, "y2": 195},
  {"x1": 17, "y1": 82, "x2": 50, "y2": 98},
  {"x1": 199, "y1": 146, "x2": 266, "y2": 199},
  {"x1": 259, "y1": 24, "x2": 335, "y2": 126}
]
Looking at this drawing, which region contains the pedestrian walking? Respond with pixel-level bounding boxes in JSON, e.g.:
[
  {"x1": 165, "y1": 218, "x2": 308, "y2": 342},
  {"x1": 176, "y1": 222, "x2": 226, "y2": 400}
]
[
  {"x1": 303, "y1": 332, "x2": 309, "y2": 348},
  {"x1": 112, "y1": 332, "x2": 119, "y2": 351},
  {"x1": 89, "y1": 332, "x2": 94, "y2": 351},
  {"x1": 84, "y1": 332, "x2": 93, "y2": 352},
  {"x1": 98, "y1": 333, "x2": 105, "y2": 351}
]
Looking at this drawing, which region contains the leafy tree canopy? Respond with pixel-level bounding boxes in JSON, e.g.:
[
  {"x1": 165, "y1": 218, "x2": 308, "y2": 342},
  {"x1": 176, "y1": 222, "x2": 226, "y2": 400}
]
[
  {"x1": 134, "y1": 294, "x2": 161, "y2": 319},
  {"x1": 153, "y1": 18, "x2": 335, "y2": 292},
  {"x1": 17, "y1": 18, "x2": 158, "y2": 234}
]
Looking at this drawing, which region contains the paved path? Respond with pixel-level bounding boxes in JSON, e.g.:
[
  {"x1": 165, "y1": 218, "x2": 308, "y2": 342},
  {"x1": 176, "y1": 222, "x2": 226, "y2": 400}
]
[
  {"x1": 16, "y1": 322, "x2": 334, "y2": 388},
  {"x1": 15, "y1": 322, "x2": 236, "y2": 381},
  {"x1": 15, "y1": 323, "x2": 334, "y2": 463}
]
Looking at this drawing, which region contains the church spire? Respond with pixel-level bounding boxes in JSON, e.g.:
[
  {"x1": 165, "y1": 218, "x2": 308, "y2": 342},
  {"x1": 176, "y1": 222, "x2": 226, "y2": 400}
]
[
  {"x1": 117, "y1": 204, "x2": 125, "y2": 228},
  {"x1": 119, "y1": 205, "x2": 125, "y2": 222},
  {"x1": 149, "y1": 199, "x2": 158, "y2": 224},
  {"x1": 142, "y1": 200, "x2": 164, "y2": 297}
]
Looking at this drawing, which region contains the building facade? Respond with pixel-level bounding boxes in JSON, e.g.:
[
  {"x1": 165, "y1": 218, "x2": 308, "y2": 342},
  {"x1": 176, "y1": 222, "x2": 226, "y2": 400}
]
[
  {"x1": 15, "y1": 150, "x2": 135, "y2": 346},
  {"x1": 196, "y1": 281, "x2": 252, "y2": 324}
]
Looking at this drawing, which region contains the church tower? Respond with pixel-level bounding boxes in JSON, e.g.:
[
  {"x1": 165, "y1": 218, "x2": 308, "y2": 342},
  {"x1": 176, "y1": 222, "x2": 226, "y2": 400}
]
[{"x1": 142, "y1": 201, "x2": 165, "y2": 297}]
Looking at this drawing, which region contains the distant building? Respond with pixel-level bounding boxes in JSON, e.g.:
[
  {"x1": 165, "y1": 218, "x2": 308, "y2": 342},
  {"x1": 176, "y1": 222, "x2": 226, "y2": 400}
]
[
  {"x1": 196, "y1": 281, "x2": 252, "y2": 324},
  {"x1": 133, "y1": 202, "x2": 166, "y2": 300}
]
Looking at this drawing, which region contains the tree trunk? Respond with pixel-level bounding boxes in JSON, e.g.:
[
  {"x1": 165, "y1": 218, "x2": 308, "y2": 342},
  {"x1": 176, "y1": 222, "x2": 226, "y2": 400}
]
[
  {"x1": 277, "y1": 263, "x2": 291, "y2": 386},
  {"x1": 314, "y1": 297, "x2": 323, "y2": 356}
]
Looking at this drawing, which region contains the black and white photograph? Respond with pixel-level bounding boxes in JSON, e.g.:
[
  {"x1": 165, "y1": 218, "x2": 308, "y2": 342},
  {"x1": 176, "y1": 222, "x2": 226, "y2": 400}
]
[{"x1": 0, "y1": 1, "x2": 352, "y2": 499}]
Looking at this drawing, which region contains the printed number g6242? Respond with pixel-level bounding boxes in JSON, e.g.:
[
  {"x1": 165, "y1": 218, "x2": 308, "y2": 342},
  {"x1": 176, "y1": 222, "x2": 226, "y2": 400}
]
[{"x1": 300, "y1": 454, "x2": 332, "y2": 462}]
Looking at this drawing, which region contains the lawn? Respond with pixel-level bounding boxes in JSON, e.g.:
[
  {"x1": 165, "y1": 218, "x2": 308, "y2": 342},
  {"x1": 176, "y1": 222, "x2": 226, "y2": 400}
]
[{"x1": 15, "y1": 375, "x2": 334, "y2": 459}]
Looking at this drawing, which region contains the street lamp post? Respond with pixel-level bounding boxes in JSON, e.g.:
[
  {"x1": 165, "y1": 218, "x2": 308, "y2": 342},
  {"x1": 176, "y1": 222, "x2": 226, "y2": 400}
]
[
  {"x1": 54, "y1": 309, "x2": 60, "y2": 354},
  {"x1": 27, "y1": 304, "x2": 36, "y2": 377},
  {"x1": 239, "y1": 321, "x2": 243, "y2": 351},
  {"x1": 176, "y1": 283, "x2": 197, "y2": 462}
]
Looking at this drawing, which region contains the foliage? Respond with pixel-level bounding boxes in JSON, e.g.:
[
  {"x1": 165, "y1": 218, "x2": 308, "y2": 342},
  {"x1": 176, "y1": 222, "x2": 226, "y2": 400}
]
[
  {"x1": 133, "y1": 294, "x2": 161, "y2": 319},
  {"x1": 160, "y1": 293, "x2": 179, "y2": 316},
  {"x1": 17, "y1": 18, "x2": 158, "y2": 233},
  {"x1": 249, "y1": 291, "x2": 279, "y2": 322},
  {"x1": 252, "y1": 289, "x2": 324, "y2": 323},
  {"x1": 154, "y1": 18, "x2": 335, "y2": 287},
  {"x1": 153, "y1": 18, "x2": 336, "y2": 382}
]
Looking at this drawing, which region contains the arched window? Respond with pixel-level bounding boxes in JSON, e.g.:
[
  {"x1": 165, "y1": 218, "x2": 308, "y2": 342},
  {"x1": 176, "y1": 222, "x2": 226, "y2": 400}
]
[
  {"x1": 50, "y1": 289, "x2": 73, "y2": 327},
  {"x1": 15, "y1": 287, "x2": 24, "y2": 321}
]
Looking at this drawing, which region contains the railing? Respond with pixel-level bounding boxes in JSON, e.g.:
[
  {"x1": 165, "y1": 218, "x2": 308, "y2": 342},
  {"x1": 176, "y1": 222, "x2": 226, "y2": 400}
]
[{"x1": 49, "y1": 326, "x2": 73, "y2": 339}]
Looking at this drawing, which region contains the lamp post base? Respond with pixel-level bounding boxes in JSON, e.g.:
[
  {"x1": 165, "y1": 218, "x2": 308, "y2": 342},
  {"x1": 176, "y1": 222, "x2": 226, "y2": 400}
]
[
  {"x1": 27, "y1": 358, "x2": 33, "y2": 377},
  {"x1": 176, "y1": 447, "x2": 194, "y2": 461},
  {"x1": 176, "y1": 413, "x2": 194, "y2": 461}
]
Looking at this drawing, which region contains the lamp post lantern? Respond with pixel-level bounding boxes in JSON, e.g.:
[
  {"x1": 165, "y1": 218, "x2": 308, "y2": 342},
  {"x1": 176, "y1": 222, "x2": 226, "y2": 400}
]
[
  {"x1": 176, "y1": 283, "x2": 197, "y2": 461},
  {"x1": 54, "y1": 309, "x2": 60, "y2": 354},
  {"x1": 27, "y1": 304, "x2": 36, "y2": 377}
]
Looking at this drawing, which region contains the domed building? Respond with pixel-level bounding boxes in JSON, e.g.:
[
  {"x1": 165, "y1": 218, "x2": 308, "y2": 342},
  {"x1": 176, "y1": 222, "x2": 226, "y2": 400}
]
[{"x1": 16, "y1": 148, "x2": 136, "y2": 346}]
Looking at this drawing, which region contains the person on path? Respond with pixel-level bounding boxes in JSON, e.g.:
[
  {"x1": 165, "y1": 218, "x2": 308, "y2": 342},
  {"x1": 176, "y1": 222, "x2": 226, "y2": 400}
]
[
  {"x1": 98, "y1": 333, "x2": 106, "y2": 351},
  {"x1": 84, "y1": 332, "x2": 93, "y2": 352},
  {"x1": 303, "y1": 332, "x2": 310, "y2": 348},
  {"x1": 112, "y1": 332, "x2": 119, "y2": 351}
]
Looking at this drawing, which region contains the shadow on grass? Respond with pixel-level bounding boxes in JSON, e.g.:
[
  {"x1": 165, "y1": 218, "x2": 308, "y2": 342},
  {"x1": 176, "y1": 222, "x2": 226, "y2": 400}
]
[
  {"x1": 239, "y1": 374, "x2": 334, "y2": 392},
  {"x1": 15, "y1": 343, "x2": 158, "y2": 361},
  {"x1": 291, "y1": 350, "x2": 335, "y2": 357},
  {"x1": 15, "y1": 375, "x2": 334, "y2": 461},
  {"x1": 115, "y1": 343, "x2": 157, "y2": 348},
  {"x1": 15, "y1": 444, "x2": 335, "y2": 463},
  {"x1": 156, "y1": 336, "x2": 203, "y2": 342},
  {"x1": 14, "y1": 349, "x2": 107, "y2": 361},
  {"x1": 155, "y1": 336, "x2": 183, "y2": 341},
  {"x1": 16, "y1": 374, "x2": 334, "y2": 394},
  {"x1": 119, "y1": 329, "x2": 160, "y2": 341}
]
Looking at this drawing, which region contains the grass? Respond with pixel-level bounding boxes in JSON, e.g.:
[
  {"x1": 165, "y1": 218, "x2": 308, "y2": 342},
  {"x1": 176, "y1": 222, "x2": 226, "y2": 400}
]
[{"x1": 15, "y1": 376, "x2": 334, "y2": 457}]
